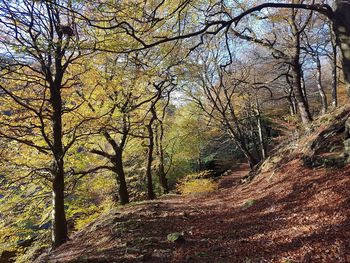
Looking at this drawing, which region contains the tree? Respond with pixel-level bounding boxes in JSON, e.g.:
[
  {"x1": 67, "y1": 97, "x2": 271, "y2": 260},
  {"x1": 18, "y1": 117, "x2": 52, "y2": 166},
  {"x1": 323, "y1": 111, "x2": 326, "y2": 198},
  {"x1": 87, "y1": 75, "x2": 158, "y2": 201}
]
[
  {"x1": 80, "y1": 0, "x2": 350, "y2": 107},
  {"x1": 144, "y1": 77, "x2": 176, "y2": 199},
  {"x1": 186, "y1": 46, "x2": 268, "y2": 168},
  {"x1": 154, "y1": 90, "x2": 174, "y2": 194},
  {"x1": 302, "y1": 18, "x2": 330, "y2": 115},
  {"x1": 228, "y1": 1, "x2": 350, "y2": 100},
  {"x1": 0, "y1": 0, "x2": 91, "y2": 247},
  {"x1": 82, "y1": 55, "x2": 139, "y2": 205},
  {"x1": 78, "y1": 52, "x2": 177, "y2": 203},
  {"x1": 329, "y1": 21, "x2": 339, "y2": 108}
]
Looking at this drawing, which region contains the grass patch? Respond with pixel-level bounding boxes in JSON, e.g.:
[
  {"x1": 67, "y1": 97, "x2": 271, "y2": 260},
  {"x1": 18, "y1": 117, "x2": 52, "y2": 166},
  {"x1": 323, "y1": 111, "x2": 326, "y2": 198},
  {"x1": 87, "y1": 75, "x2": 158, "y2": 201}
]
[
  {"x1": 196, "y1": 252, "x2": 209, "y2": 257},
  {"x1": 242, "y1": 199, "x2": 256, "y2": 209}
]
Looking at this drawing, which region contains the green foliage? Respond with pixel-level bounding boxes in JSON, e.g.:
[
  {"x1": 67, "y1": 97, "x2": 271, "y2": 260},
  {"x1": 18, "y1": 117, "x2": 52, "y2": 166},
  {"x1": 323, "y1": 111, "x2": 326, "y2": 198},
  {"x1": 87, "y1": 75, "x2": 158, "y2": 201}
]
[
  {"x1": 166, "y1": 232, "x2": 184, "y2": 242},
  {"x1": 242, "y1": 199, "x2": 256, "y2": 209},
  {"x1": 0, "y1": 180, "x2": 50, "y2": 250},
  {"x1": 66, "y1": 173, "x2": 116, "y2": 230},
  {"x1": 165, "y1": 102, "x2": 230, "y2": 183},
  {"x1": 196, "y1": 252, "x2": 209, "y2": 257},
  {"x1": 0, "y1": 178, "x2": 51, "y2": 263}
]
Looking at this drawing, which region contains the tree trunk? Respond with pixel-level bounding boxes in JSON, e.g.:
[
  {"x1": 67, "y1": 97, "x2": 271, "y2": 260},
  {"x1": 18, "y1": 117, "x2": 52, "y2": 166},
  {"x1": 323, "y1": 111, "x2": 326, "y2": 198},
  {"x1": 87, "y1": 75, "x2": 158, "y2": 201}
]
[
  {"x1": 52, "y1": 168, "x2": 67, "y2": 248},
  {"x1": 331, "y1": 50, "x2": 338, "y2": 107},
  {"x1": 146, "y1": 134, "x2": 155, "y2": 200},
  {"x1": 334, "y1": 0, "x2": 350, "y2": 96},
  {"x1": 146, "y1": 108, "x2": 156, "y2": 200},
  {"x1": 301, "y1": 71, "x2": 309, "y2": 110},
  {"x1": 292, "y1": 95, "x2": 298, "y2": 114},
  {"x1": 291, "y1": 63, "x2": 312, "y2": 123},
  {"x1": 50, "y1": 87, "x2": 68, "y2": 247},
  {"x1": 158, "y1": 160, "x2": 168, "y2": 194},
  {"x1": 157, "y1": 123, "x2": 168, "y2": 194},
  {"x1": 252, "y1": 129, "x2": 260, "y2": 159},
  {"x1": 255, "y1": 107, "x2": 267, "y2": 160},
  {"x1": 100, "y1": 130, "x2": 130, "y2": 205},
  {"x1": 286, "y1": 77, "x2": 298, "y2": 116},
  {"x1": 291, "y1": 23, "x2": 312, "y2": 124},
  {"x1": 289, "y1": 104, "x2": 296, "y2": 116},
  {"x1": 315, "y1": 56, "x2": 328, "y2": 115},
  {"x1": 114, "y1": 151, "x2": 129, "y2": 205},
  {"x1": 227, "y1": 126, "x2": 258, "y2": 169},
  {"x1": 225, "y1": 103, "x2": 258, "y2": 168},
  {"x1": 246, "y1": 108, "x2": 260, "y2": 160},
  {"x1": 330, "y1": 26, "x2": 338, "y2": 108},
  {"x1": 289, "y1": 99, "x2": 295, "y2": 116}
]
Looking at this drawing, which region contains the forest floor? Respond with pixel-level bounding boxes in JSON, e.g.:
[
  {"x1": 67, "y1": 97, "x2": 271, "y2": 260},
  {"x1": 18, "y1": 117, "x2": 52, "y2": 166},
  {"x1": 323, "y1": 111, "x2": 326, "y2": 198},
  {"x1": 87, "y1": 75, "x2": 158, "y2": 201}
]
[{"x1": 37, "y1": 159, "x2": 350, "y2": 263}]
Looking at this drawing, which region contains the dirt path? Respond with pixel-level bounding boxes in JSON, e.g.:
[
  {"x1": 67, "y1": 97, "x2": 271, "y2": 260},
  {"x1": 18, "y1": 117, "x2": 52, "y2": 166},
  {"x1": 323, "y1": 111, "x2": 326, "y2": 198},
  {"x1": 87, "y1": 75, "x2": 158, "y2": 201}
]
[{"x1": 38, "y1": 162, "x2": 350, "y2": 263}]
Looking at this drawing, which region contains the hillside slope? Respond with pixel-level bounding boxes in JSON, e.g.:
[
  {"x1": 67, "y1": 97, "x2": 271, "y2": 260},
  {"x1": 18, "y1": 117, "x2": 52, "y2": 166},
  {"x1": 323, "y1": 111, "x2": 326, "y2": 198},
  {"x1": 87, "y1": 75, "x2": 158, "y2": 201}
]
[{"x1": 36, "y1": 109, "x2": 350, "y2": 263}]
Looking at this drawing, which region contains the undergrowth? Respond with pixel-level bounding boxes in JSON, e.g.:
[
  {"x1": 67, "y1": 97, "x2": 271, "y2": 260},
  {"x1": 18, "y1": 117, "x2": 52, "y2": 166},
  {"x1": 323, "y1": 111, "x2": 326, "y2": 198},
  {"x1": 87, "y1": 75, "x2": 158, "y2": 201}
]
[{"x1": 176, "y1": 171, "x2": 218, "y2": 195}]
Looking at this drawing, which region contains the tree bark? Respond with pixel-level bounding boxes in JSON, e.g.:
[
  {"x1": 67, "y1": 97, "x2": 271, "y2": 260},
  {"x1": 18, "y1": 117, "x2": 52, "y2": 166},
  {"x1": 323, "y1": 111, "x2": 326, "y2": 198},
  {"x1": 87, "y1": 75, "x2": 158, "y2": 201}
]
[
  {"x1": 114, "y1": 151, "x2": 129, "y2": 205},
  {"x1": 50, "y1": 86, "x2": 68, "y2": 247},
  {"x1": 315, "y1": 56, "x2": 328, "y2": 114},
  {"x1": 158, "y1": 160, "x2": 169, "y2": 194},
  {"x1": 334, "y1": 0, "x2": 350, "y2": 96},
  {"x1": 330, "y1": 26, "x2": 338, "y2": 108},
  {"x1": 291, "y1": 61, "x2": 312, "y2": 123},
  {"x1": 301, "y1": 71, "x2": 309, "y2": 110},
  {"x1": 290, "y1": 16, "x2": 313, "y2": 124},
  {"x1": 100, "y1": 130, "x2": 130, "y2": 205},
  {"x1": 255, "y1": 106, "x2": 267, "y2": 160},
  {"x1": 52, "y1": 170, "x2": 67, "y2": 247},
  {"x1": 288, "y1": 98, "x2": 296, "y2": 116},
  {"x1": 157, "y1": 122, "x2": 168, "y2": 194},
  {"x1": 286, "y1": 76, "x2": 298, "y2": 116},
  {"x1": 146, "y1": 107, "x2": 156, "y2": 200},
  {"x1": 288, "y1": 95, "x2": 298, "y2": 116}
]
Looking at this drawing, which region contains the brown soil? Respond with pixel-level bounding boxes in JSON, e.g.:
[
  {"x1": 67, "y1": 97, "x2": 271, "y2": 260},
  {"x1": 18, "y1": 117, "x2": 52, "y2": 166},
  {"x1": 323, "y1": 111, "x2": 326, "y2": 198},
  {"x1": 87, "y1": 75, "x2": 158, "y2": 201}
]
[{"x1": 36, "y1": 160, "x2": 350, "y2": 263}]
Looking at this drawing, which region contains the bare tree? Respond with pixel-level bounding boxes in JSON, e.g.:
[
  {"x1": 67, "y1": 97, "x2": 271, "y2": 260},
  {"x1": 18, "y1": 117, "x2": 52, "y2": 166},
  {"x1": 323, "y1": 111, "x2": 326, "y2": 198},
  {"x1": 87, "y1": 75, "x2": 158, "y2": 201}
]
[{"x1": 188, "y1": 49, "x2": 261, "y2": 168}]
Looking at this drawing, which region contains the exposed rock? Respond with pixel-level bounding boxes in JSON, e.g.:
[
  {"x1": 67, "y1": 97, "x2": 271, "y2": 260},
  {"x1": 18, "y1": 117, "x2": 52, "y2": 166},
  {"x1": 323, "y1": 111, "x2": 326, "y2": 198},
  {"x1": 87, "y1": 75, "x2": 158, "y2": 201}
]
[{"x1": 302, "y1": 155, "x2": 346, "y2": 168}]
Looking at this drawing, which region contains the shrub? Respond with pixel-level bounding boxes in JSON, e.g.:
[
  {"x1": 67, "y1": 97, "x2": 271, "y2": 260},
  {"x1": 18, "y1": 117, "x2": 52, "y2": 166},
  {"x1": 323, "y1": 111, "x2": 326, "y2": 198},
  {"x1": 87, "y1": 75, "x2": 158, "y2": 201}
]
[
  {"x1": 176, "y1": 171, "x2": 218, "y2": 195},
  {"x1": 181, "y1": 170, "x2": 213, "y2": 182}
]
